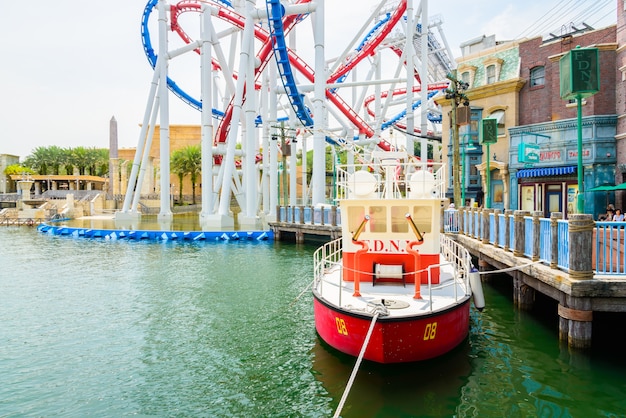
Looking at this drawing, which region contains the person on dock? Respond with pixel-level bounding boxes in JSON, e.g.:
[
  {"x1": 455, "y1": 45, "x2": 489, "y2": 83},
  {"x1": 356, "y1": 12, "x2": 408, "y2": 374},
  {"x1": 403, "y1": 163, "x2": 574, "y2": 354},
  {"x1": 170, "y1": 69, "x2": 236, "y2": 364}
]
[
  {"x1": 599, "y1": 206, "x2": 615, "y2": 221},
  {"x1": 612, "y1": 208, "x2": 624, "y2": 222}
]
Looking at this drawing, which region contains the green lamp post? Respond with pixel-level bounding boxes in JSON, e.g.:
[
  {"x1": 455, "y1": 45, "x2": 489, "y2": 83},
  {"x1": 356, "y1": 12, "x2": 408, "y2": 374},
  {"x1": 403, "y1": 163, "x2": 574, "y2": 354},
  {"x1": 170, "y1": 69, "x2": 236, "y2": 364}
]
[
  {"x1": 479, "y1": 118, "x2": 498, "y2": 209},
  {"x1": 461, "y1": 134, "x2": 477, "y2": 206},
  {"x1": 559, "y1": 46, "x2": 599, "y2": 214}
]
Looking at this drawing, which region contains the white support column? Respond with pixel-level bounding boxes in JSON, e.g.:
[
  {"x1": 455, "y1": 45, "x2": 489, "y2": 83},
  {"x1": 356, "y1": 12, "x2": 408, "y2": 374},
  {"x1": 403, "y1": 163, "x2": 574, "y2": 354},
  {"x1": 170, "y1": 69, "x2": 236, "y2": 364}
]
[
  {"x1": 261, "y1": 69, "x2": 270, "y2": 218},
  {"x1": 269, "y1": 59, "x2": 279, "y2": 220},
  {"x1": 405, "y1": 0, "x2": 415, "y2": 156},
  {"x1": 311, "y1": 0, "x2": 326, "y2": 205},
  {"x1": 240, "y1": 6, "x2": 260, "y2": 229},
  {"x1": 132, "y1": 116, "x2": 158, "y2": 212},
  {"x1": 419, "y1": 0, "x2": 429, "y2": 162},
  {"x1": 213, "y1": 0, "x2": 256, "y2": 228},
  {"x1": 157, "y1": 0, "x2": 172, "y2": 222},
  {"x1": 200, "y1": 4, "x2": 215, "y2": 229}
]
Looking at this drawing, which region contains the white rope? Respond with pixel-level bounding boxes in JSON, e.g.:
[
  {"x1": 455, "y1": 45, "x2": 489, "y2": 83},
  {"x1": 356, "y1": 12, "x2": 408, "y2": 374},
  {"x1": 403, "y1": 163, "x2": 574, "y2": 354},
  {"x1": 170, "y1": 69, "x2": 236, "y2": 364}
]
[
  {"x1": 478, "y1": 260, "x2": 544, "y2": 275},
  {"x1": 333, "y1": 311, "x2": 380, "y2": 418},
  {"x1": 290, "y1": 279, "x2": 314, "y2": 307}
]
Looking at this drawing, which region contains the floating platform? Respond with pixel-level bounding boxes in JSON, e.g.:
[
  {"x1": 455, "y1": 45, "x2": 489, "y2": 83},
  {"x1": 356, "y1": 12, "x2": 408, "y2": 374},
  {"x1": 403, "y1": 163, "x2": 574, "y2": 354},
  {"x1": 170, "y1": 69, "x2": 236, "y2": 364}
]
[{"x1": 37, "y1": 223, "x2": 273, "y2": 242}]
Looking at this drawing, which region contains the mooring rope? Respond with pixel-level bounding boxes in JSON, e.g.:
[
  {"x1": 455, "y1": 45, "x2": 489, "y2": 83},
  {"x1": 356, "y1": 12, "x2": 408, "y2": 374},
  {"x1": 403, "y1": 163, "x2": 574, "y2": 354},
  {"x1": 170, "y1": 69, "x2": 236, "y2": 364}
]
[
  {"x1": 477, "y1": 259, "x2": 544, "y2": 275},
  {"x1": 333, "y1": 310, "x2": 381, "y2": 418},
  {"x1": 290, "y1": 279, "x2": 314, "y2": 307}
]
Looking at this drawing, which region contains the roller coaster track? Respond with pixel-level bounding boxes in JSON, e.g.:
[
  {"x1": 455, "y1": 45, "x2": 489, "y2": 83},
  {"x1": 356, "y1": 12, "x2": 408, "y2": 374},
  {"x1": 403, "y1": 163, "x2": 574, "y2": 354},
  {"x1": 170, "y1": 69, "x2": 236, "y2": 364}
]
[{"x1": 141, "y1": 0, "x2": 451, "y2": 157}]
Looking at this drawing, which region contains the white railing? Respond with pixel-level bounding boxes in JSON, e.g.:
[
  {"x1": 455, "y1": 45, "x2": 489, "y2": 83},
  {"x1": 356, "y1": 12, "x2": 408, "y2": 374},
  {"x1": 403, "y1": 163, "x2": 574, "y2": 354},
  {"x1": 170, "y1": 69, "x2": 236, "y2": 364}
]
[
  {"x1": 334, "y1": 154, "x2": 446, "y2": 201},
  {"x1": 313, "y1": 235, "x2": 473, "y2": 310}
]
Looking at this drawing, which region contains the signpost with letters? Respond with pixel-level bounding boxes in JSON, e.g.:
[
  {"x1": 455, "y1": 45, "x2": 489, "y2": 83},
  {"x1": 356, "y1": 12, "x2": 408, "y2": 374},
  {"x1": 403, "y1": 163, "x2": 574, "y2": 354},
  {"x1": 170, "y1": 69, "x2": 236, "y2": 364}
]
[
  {"x1": 479, "y1": 118, "x2": 497, "y2": 208},
  {"x1": 559, "y1": 47, "x2": 599, "y2": 213}
]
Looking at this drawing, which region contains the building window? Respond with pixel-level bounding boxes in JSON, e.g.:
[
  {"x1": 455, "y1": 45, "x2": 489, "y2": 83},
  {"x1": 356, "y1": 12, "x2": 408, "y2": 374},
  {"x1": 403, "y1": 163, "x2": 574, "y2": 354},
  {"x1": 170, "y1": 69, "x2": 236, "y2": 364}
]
[
  {"x1": 457, "y1": 65, "x2": 477, "y2": 88},
  {"x1": 530, "y1": 66, "x2": 545, "y2": 87},
  {"x1": 489, "y1": 110, "x2": 505, "y2": 134},
  {"x1": 486, "y1": 65, "x2": 496, "y2": 84},
  {"x1": 483, "y1": 57, "x2": 503, "y2": 86}
]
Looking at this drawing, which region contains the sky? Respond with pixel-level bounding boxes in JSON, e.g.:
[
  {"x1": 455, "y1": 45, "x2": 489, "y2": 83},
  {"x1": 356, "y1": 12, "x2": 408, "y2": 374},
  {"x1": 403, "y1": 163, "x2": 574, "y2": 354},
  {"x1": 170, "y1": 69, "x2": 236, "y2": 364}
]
[{"x1": 0, "y1": 0, "x2": 617, "y2": 160}]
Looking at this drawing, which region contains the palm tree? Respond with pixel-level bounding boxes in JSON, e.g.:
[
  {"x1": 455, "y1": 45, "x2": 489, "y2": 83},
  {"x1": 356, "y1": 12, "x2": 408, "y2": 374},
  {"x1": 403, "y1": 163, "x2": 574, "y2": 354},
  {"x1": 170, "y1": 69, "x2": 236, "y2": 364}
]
[
  {"x1": 47, "y1": 146, "x2": 64, "y2": 175},
  {"x1": 91, "y1": 148, "x2": 109, "y2": 176},
  {"x1": 181, "y1": 145, "x2": 201, "y2": 205},
  {"x1": 23, "y1": 146, "x2": 50, "y2": 174},
  {"x1": 70, "y1": 146, "x2": 90, "y2": 175},
  {"x1": 62, "y1": 147, "x2": 75, "y2": 175},
  {"x1": 170, "y1": 145, "x2": 202, "y2": 205},
  {"x1": 171, "y1": 149, "x2": 186, "y2": 204}
]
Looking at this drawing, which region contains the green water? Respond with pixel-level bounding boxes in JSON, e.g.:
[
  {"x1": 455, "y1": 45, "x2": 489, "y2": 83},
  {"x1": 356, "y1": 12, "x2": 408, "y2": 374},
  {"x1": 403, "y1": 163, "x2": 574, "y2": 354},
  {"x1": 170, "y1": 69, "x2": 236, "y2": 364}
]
[{"x1": 1, "y1": 228, "x2": 626, "y2": 417}]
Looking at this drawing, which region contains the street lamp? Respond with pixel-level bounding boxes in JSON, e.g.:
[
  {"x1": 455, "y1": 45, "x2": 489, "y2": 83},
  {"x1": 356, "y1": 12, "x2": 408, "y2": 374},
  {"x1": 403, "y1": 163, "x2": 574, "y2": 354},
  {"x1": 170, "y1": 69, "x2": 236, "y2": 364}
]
[
  {"x1": 460, "y1": 134, "x2": 477, "y2": 206},
  {"x1": 445, "y1": 71, "x2": 470, "y2": 206}
]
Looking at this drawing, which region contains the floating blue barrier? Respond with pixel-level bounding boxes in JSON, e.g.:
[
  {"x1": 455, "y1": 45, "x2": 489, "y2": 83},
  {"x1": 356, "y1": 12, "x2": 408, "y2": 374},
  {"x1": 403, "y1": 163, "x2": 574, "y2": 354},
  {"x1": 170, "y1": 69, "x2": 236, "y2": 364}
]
[{"x1": 36, "y1": 223, "x2": 274, "y2": 243}]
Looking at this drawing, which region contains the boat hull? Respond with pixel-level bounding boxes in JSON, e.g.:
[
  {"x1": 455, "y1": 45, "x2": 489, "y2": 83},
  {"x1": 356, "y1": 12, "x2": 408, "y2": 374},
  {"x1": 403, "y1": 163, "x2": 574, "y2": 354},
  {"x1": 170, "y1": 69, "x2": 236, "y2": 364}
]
[{"x1": 313, "y1": 293, "x2": 471, "y2": 363}]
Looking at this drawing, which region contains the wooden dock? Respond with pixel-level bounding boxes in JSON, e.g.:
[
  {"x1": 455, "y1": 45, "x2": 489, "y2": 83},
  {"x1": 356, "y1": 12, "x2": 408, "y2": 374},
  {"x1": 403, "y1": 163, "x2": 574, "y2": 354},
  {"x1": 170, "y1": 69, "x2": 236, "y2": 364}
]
[{"x1": 269, "y1": 205, "x2": 341, "y2": 243}]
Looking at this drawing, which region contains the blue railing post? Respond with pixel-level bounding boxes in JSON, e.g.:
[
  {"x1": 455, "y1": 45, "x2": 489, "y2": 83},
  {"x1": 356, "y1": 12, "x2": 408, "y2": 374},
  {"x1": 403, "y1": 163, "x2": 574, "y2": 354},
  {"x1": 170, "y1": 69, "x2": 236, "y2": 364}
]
[
  {"x1": 471, "y1": 207, "x2": 477, "y2": 239},
  {"x1": 493, "y1": 209, "x2": 501, "y2": 247},
  {"x1": 459, "y1": 207, "x2": 466, "y2": 235},
  {"x1": 504, "y1": 209, "x2": 513, "y2": 252},
  {"x1": 550, "y1": 212, "x2": 563, "y2": 269},
  {"x1": 514, "y1": 210, "x2": 530, "y2": 257},
  {"x1": 482, "y1": 209, "x2": 492, "y2": 244},
  {"x1": 532, "y1": 211, "x2": 542, "y2": 262},
  {"x1": 568, "y1": 214, "x2": 594, "y2": 280}
]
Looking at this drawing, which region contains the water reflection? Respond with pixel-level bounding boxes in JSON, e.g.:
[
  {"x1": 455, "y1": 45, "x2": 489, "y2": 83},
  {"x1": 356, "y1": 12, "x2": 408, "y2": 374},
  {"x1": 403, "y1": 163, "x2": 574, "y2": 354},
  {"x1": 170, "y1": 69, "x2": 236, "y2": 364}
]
[
  {"x1": 58, "y1": 213, "x2": 234, "y2": 232},
  {"x1": 311, "y1": 336, "x2": 472, "y2": 417}
]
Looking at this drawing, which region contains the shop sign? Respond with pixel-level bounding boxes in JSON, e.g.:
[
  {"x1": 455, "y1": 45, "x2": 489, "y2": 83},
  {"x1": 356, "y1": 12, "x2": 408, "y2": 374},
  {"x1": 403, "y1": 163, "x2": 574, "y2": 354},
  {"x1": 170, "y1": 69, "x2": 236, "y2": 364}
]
[
  {"x1": 567, "y1": 149, "x2": 591, "y2": 159},
  {"x1": 479, "y1": 118, "x2": 498, "y2": 144},
  {"x1": 518, "y1": 143, "x2": 540, "y2": 164},
  {"x1": 559, "y1": 47, "x2": 599, "y2": 100},
  {"x1": 540, "y1": 150, "x2": 562, "y2": 162}
]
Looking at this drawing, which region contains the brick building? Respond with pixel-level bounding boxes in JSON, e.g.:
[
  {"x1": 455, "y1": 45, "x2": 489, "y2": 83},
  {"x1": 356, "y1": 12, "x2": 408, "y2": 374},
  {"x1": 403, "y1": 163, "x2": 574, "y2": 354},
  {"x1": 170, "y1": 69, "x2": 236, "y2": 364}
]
[
  {"x1": 615, "y1": 0, "x2": 626, "y2": 209},
  {"x1": 511, "y1": 24, "x2": 617, "y2": 218}
]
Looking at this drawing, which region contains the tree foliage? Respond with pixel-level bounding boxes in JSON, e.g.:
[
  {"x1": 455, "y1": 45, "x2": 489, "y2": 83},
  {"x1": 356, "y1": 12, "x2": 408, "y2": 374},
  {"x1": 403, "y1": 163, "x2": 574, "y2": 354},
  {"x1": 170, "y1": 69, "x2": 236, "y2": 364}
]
[
  {"x1": 22, "y1": 146, "x2": 108, "y2": 176},
  {"x1": 4, "y1": 164, "x2": 34, "y2": 176},
  {"x1": 171, "y1": 145, "x2": 202, "y2": 205}
]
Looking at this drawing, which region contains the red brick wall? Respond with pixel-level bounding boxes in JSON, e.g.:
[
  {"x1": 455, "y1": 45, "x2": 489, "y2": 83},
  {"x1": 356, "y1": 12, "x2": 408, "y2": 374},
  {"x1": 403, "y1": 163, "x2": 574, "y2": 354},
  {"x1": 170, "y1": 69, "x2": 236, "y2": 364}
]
[
  {"x1": 616, "y1": 0, "x2": 626, "y2": 188},
  {"x1": 518, "y1": 26, "x2": 616, "y2": 127}
]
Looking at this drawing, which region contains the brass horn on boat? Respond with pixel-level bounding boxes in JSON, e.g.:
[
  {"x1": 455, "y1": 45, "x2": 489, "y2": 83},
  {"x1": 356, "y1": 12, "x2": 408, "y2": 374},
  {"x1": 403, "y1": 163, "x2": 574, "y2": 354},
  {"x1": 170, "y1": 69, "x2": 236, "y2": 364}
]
[
  {"x1": 351, "y1": 215, "x2": 370, "y2": 241},
  {"x1": 405, "y1": 214, "x2": 424, "y2": 242}
]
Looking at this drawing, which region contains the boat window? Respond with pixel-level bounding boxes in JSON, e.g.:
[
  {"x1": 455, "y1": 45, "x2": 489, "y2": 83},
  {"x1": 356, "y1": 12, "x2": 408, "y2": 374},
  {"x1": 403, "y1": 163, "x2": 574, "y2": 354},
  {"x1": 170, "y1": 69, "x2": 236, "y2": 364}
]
[
  {"x1": 412, "y1": 206, "x2": 432, "y2": 233},
  {"x1": 369, "y1": 206, "x2": 387, "y2": 233},
  {"x1": 391, "y1": 206, "x2": 409, "y2": 233},
  {"x1": 347, "y1": 206, "x2": 366, "y2": 234}
]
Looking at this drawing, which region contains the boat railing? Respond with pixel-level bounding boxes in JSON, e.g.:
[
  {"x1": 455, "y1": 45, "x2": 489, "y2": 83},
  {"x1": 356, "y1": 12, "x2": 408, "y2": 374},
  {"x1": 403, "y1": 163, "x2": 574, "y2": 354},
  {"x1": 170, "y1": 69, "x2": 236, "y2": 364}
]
[
  {"x1": 334, "y1": 158, "x2": 446, "y2": 200},
  {"x1": 313, "y1": 237, "x2": 343, "y2": 292},
  {"x1": 313, "y1": 235, "x2": 474, "y2": 310},
  {"x1": 440, "y1": 233, "x2": 473, "y2": 297}
]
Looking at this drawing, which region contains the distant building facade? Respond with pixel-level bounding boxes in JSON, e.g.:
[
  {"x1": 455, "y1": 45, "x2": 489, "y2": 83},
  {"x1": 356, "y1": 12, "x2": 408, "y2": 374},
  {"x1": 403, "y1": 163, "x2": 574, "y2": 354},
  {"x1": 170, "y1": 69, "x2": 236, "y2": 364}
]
[
  {"x1": 441, "y1": 16, "x2": 619, "y2": 219},
  {"x1": 440, "y1": 35, "x2": 524, "y2": 210},
  {"x1": 0, "y1": 154, "x2": 20, "y2": 193},
  {"x1": 112, "y1": 125, "x2": 201, "y2": 199},
  {"x1": 512, "y1": 25, "x2": 617, "y2": 218}
]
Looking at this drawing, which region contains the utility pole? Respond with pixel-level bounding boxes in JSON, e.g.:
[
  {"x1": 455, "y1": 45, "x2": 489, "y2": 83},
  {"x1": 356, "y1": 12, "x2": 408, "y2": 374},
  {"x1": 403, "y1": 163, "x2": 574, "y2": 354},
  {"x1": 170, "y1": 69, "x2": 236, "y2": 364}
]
[
  {"x1": 445, "y1": 71, "x2": 470, "y2": 206},
  {"x1": 274, "y1": 122, "x2": 296, "y2": 206}
]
